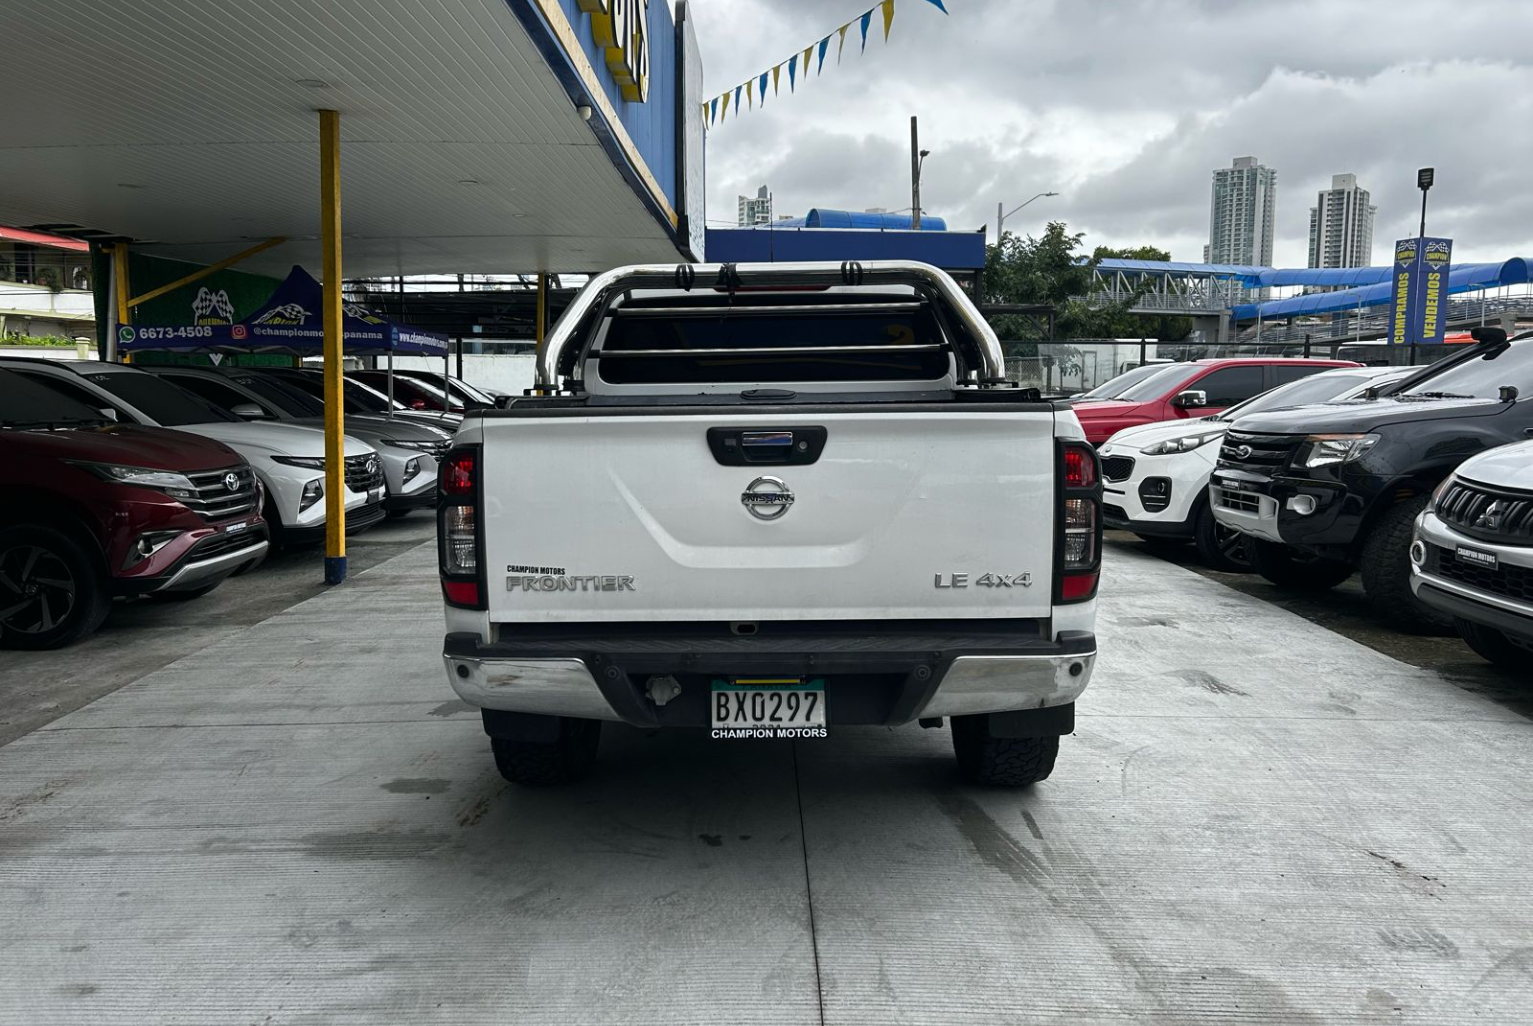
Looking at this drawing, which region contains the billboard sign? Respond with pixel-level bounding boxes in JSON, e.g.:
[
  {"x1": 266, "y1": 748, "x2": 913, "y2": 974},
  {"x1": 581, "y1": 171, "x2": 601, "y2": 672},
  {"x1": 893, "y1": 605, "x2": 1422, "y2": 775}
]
[
  {"x1": 1390, "y1": 238, "x2": 1418, "y2": 347},
  {"x1": 1390, "y1": 237, "x2": 1454, "y2": 345},
  {"x1": 1417, "y1": 237, "x2": 1453, "y2": 344}
]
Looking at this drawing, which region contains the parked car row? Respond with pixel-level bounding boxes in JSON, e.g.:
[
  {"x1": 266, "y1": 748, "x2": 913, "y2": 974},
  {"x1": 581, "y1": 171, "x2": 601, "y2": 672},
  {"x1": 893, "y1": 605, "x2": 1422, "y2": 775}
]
[
  {"x1": 1099, "y1": 328, "x2": 1532, "y2": 671},
  {"x1": 0, "y1": 359, "x2": 462, "y2": 649}
]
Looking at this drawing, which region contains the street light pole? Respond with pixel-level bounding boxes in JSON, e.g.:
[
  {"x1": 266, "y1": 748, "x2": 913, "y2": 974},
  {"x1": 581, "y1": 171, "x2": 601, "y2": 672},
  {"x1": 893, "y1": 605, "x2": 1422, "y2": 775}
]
[
  {"x1": 910, "y1": 116, "x2": 924, "y2": 230},
  {"x1": 996, "y1": 191, "x2": 1060, "y2": 243}
]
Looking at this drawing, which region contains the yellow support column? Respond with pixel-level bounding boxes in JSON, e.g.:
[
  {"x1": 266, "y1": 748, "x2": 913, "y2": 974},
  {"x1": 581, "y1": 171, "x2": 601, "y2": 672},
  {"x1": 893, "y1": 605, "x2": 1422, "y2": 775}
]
[{"x1": 318, "y1": 109, "x2": 347, "y2": 585}]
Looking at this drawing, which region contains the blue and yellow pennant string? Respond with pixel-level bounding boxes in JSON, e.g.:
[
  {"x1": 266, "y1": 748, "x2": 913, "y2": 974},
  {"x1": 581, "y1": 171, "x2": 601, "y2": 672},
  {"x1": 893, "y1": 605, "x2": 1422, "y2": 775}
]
[{"x1": 703, "y1": 0, "x2": 948, "y2": 128}]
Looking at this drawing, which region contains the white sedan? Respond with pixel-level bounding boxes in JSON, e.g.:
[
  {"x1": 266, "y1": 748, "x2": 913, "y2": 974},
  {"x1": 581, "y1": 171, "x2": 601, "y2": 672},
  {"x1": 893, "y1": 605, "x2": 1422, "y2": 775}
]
[{"x1": 1100, "y1": 365, "x2": 1414, "y2": 570}]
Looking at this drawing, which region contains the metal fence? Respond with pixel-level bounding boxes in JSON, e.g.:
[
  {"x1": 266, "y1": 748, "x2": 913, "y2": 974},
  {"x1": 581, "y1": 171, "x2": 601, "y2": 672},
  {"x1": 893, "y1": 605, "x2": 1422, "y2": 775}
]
[{"x1": 1005, "y1": 339, "x2": 1449, "y2": 395}]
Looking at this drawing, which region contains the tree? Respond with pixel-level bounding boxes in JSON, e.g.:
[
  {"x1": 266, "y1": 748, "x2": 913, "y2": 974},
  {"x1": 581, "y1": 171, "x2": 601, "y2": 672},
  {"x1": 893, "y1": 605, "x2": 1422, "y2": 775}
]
[{"x1": 982, "y1": 224, "x2": 1193, "y2": 343}]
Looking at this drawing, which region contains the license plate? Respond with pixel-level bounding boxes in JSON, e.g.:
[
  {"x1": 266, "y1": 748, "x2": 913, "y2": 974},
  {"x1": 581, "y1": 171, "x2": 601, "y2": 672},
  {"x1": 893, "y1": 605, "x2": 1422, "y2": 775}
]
[
  {"x1": 710, "y1": 678, "x2": 827, "y2": 739},
  {"x1": 224, "y1": 520, "x2": 247, "y2": 534},
  {"x1": 368, "y1": 487, "x2": 384, "y2": 504},
  {"x1": 1455, "y1": 545, "x2": 1499, "y2": 570}
]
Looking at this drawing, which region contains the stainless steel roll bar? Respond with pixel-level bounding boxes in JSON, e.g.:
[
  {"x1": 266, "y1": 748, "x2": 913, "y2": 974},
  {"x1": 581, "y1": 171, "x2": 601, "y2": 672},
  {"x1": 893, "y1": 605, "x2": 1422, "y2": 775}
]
[{"x1": 534, "y1": 260, "x2": 1006, "y2": 389}]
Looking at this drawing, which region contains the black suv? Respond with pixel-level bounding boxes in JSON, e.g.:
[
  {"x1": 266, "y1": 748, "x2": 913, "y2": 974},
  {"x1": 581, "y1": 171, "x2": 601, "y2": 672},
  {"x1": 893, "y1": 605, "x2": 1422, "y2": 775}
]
[{"x1": 1209, "y1": 328, "x2": 1533, "y2": 630}]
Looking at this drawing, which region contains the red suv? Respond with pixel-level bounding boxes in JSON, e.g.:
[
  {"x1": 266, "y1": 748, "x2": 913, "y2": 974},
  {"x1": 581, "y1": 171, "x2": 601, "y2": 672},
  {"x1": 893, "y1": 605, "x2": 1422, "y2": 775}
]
[
  {"x1": 0, "y1": 370, "x2": 268, "y2": 649},
  {"x1": 1070, "y1": 357, "x2": 1360, "y2": 445}
]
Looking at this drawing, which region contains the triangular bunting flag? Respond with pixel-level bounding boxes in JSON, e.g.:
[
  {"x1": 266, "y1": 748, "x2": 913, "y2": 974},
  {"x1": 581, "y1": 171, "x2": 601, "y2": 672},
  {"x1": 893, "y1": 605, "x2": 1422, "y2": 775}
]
[
  {"x1": 788, "y1": 53, "x2": 797, "y2": 91},
  {"x1": 802, "y1": 45, "x2": 813, "y2": 76},
  {"x1": 734, "y1": 84, "x2": 743, "y2": 111},
  {"x1": 860, "y1": 10, "x2": 873, "y2": 52},
  {"x1": 817, "y1": 36, "x2": 830, "y2": 73},
  {"x1": 709, "y1": 97, "x2": 718, "y2": 123},
  {"x1": 772, "y1": 64, "x2": 781, "y2": 95},
  {"x1": 721, "y1": 91, "x2": 730, "y2": 119},
  {"x1": 746, "y1": 79, "x2": 753, "y2": 109},
  {"x1": 921, "y1": 0, "x2": 948, "y2": 11},
  {"x1": 758, "y1": 71, "x2": 769, "y2": 104},
  {"x1": 881, "y1": 0, "x2": 895, "y2": 40},
  {"x1": 838, "y1": 23, "x2": 850, "y2": 62}
]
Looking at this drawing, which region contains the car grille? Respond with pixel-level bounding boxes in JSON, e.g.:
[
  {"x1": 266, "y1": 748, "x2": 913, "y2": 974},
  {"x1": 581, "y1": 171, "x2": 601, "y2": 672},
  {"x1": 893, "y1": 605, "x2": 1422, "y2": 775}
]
[
  {"x1": 344, "y1": 453, "x2": 384, "y2": 493},
  {"x1": 1215, "y1": 489, "x2": 1261, "y2": 514},
  {"x1": 1434, "y1": 481, "x2": 1533, "y2": 545},
  {"x1": 1218, "y1": 431, "x2": 1303, "y2": 470},
  {"x1": 184, "y1": 465, "x2": 259, "y2": 522},
  {"x1": 1428, "y1": 544, "x2": 1533, "y2": 601},
  {"x1": 1101, "y1": 455, "x2": 1136, "y2": 482}
]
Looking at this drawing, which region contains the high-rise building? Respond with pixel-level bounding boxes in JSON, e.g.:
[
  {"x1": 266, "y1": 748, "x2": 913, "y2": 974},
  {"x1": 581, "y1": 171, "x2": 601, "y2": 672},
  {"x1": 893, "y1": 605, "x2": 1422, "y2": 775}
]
[
  {"x1": 737, "y1": 185, "x2": 772, "y2": 226},
  {"x1": 1207, "y1": 156, "x2": 1277, "y2": 268},
  {"x1": 1307, "y1": 174, "x2": 1376, "y2": 269}
]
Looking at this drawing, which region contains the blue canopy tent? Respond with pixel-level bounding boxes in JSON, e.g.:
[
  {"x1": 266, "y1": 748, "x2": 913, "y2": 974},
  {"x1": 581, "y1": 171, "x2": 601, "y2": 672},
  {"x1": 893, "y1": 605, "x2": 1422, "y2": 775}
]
[
  {"x1": 118, "y1": 265, "x2": 448, "y2": 356},
  {"x1": 119, "y1": 265, "x2": 451, "y2": 413}
]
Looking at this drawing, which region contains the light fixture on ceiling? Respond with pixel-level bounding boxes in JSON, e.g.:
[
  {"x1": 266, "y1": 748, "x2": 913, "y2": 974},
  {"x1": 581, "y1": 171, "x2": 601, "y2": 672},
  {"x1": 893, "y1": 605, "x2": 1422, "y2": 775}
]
[
  {"x1": 456, "y1": 179, "x2": 480, "y2": 186},
  {"x1": 295, "y1": 79, "x2": 329, "y2": 89},
  {"x1": 576, "y1": 103, "x2": 593, "y2": 121}
]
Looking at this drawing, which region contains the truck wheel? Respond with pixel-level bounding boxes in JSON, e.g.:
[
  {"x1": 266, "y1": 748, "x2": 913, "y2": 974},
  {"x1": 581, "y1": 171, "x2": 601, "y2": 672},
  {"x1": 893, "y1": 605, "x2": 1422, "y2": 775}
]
[
  {"x1": 1193, "y1": 503, "x2": 1252, "y2": 572},
  {"x1": 490, "y1": 717, "x2": 601, "y2": 785},
  {"x1": 1455, "y1": 618, "x2": 1525, "y2": 668},
  {"x1": 1359, "y1": 495, "x2": 1452, "y2": 634},
  {"x1": 1248, "y1": 540, "x2": 1353, "y2": 591},
  {"x1": 0, "y1": 525, "x2": 110, "y2": 650},
  {"x1": 951, "y1": 715, "x2": 1059, "y2": 786}
]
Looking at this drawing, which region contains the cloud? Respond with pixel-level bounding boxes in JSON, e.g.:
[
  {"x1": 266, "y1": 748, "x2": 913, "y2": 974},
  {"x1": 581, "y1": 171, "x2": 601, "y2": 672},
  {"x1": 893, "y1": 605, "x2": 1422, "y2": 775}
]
[{"x1": 691, "y1": 0, "x2": 1533, "y2": 264}]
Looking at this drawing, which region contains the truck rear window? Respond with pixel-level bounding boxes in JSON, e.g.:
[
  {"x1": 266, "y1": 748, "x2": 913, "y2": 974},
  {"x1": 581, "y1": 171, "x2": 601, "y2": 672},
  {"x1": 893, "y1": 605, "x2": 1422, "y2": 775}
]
[{"x1": 593, "y1": 296, "x2": 952, "y2": 385}]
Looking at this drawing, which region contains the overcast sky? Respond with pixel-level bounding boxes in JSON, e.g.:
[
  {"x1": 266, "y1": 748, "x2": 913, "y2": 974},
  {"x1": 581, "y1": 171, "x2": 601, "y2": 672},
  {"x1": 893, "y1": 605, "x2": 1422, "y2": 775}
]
[{"x1": 687, "y1": 0, "x2": 1533, "y2": 267}]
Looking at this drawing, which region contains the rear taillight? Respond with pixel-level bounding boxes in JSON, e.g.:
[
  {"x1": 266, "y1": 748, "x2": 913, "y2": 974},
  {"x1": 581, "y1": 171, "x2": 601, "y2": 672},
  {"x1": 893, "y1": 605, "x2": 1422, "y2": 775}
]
[
  {"x1": 1057, "y1": 441, "x2": 1103, "y2": 604},
  {"x1": 438, "y1": 446, "x2": 484, "y2": 609}
]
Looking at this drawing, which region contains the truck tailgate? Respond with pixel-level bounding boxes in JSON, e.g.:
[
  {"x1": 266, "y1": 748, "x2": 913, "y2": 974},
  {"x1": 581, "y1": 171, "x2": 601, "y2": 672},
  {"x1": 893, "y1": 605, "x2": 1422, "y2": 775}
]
[{"x1": 480, "y1": 409, "x2": 1057, "y2": 622}]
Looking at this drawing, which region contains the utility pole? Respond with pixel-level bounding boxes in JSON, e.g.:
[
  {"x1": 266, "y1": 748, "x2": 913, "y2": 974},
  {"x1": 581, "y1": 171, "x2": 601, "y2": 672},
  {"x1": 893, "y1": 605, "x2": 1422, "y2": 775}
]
[{"x1": 910, "y1": 116, "x2": 921, "y2": 230}]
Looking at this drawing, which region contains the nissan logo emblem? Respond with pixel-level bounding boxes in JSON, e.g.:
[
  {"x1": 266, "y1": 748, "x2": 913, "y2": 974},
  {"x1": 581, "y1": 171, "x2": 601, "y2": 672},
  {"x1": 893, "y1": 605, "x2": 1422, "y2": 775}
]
[
  {"x1": 223, "y1": 472, "x2": 240, "y2": 492},
  {"x1": 741, "y1": 476, "x2": 795, "y2": 521},
  {"x1": 1234, "y1": 445, "x2": 1253, "y2": 460}
]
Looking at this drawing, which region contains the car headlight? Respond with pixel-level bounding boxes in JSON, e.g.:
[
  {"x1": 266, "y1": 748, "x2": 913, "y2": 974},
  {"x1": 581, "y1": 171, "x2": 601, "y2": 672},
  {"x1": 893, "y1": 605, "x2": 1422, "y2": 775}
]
[
  {"x1": 1141, "y1": 429, "x2": 1225, "y2": 456},
  {"x1": 381, "y1": 438, "x2": 441, "y2": 452},
  {"x1": 68, "y1": 461, "x2": 198, "y2": 501},
  {"x1": 403, "y1": 457, "x2": 422, "y2": 483},
  {"x1": 1297, "y1": 433, "x2": 1380, "y2": 468},
  {"x1": 272, "y1": 455, "x2": 326, "y2": 470}
]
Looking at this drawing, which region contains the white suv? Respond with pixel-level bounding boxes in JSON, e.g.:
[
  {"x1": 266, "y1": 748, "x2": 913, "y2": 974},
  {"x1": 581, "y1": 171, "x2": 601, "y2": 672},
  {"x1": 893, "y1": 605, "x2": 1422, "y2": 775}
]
[
  {"x1": 1411, "y1": 438, "x2": 1533, "y2": 668},
  {"x1": 1100, "y1": 365, "x2": 1412, "y2": 569}
]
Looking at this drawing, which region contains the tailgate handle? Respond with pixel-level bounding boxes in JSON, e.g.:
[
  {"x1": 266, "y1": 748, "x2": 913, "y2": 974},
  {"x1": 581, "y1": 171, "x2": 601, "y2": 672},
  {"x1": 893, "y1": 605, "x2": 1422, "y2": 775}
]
[{"x1": 707, "y1": 426, "x2": 827, "y2": 466}]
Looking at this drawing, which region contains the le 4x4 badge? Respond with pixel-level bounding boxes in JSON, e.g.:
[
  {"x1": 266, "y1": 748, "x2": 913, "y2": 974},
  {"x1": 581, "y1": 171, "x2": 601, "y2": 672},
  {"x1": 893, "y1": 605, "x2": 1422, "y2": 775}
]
[{"x1": 934, "y1": 572, "x2": 1033, "y2": 589}]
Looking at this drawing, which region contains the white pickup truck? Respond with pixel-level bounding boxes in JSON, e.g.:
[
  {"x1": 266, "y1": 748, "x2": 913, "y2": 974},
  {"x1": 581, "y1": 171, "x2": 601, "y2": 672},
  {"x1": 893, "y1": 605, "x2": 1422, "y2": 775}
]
[{"x1": 436, "y1": 261, "x2": 1101, "y2": 787}]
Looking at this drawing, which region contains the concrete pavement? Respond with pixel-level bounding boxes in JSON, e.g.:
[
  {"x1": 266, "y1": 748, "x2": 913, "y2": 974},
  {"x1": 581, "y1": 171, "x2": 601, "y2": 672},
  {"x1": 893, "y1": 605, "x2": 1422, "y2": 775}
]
[{"x1": 2, "y1": 533, "x2": 1531, "y2": 1024}]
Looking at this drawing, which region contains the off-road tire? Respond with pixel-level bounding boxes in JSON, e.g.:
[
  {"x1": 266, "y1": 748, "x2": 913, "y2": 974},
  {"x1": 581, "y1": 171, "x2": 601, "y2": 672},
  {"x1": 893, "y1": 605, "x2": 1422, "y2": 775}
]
[
  {"x1": 490, "y1": 717, "x2": 602, "y2": 785},
  {"x1": 1455, "y1": 618, "x2": 1525, "y2": 668},
  {"x1": 1249, "y1": 540, "x2": 1354, "y2": 591},
  {"x1": 0, "y1": 524, "x2": 110, "y2": 650},
  {"x1": 951, "y1": 715, "x2": 1060, "y2": 786},
  {"x1": 1193, "y1": 502, "x2": 1252, "y2": 573},
  {"x1": 1359, "y1": 495, "x2": 1452, "y2": 634}
]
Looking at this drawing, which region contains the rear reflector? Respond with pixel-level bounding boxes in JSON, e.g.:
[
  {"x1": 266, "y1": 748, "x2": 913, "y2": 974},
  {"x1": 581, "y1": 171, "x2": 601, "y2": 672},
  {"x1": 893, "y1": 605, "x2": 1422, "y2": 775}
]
[
  {"x1": 1060, "y1": 572, "x2": 1098, "y2": 602},
  {"x1": 442, "y1": 580, "x2": 480, "y2": 606}
]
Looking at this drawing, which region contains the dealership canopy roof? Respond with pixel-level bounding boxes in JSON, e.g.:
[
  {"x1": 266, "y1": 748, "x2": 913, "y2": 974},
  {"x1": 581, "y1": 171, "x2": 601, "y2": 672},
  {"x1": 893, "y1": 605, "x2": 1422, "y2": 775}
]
[
  {"x1": 770, "y1": 209, "x2": 950, "y2": 232},
  {"x1": 119, "y1": 266, "x2": 447, "y2": 354},
  {"x1": 0, "y1": 0, "x2": 700, "y2": 277},
  {"x1": 1231, "y1": 257, "x2": 1533, "y2": 320}
]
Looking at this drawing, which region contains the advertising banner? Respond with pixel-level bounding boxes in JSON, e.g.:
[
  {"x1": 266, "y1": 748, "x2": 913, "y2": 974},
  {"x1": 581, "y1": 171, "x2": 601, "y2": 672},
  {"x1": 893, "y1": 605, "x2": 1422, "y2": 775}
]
[
  {"x1": 1389, "y1": 237, "x2": 1418, "y2": 347},
  {"x1": 1416, "y1": 237, "x2": 1453, "y2": 344}
]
